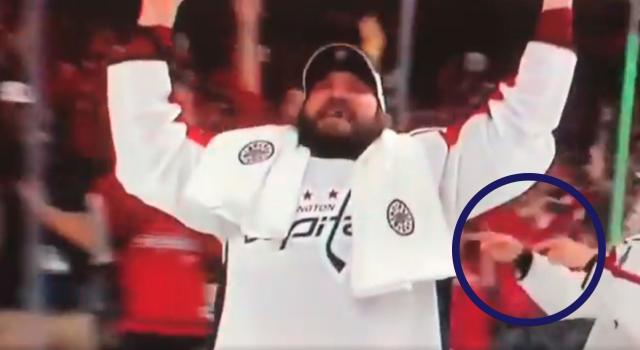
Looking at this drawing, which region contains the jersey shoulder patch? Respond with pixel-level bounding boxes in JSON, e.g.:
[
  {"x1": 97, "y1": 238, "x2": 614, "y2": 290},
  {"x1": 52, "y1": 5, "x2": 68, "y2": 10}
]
[{"x1": 238, "y1": 140, "x2": 275, "y2": 165}]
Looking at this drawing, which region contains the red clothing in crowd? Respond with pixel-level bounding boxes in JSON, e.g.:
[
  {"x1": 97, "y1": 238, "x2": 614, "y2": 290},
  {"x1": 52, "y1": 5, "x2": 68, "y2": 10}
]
[
  {"x1": 91, "y1": 174, "x2": 222, "y2": 337},
  {"x1": 450, "y1": 206, "x2": 550, "y2": 350},
  {"x1": 450, "y1": 280, "x2": 494, "y2": 350},
  {"x1": 476, "y1": 206, "x2": 548, "y2": 318},
  {"x1": 465, "y1": 196, "x2": 588, "y2": 322}
]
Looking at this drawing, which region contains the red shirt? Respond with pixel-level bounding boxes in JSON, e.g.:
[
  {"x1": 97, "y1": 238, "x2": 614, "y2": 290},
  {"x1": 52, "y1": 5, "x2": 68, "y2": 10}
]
[
  {"x1": 450, "y1": 281, "x2": 494, "y2": 350},
  {"x1": 475, "y1": 207, "x2": 547, "y2": 318},
  {"x1": 92, "y1": 174, "x2": 221, "y2": 337}
]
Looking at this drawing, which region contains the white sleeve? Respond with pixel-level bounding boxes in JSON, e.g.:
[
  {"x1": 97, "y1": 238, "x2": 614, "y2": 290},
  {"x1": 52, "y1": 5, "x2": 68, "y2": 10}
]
[
  {"x1": 520, "y1": 243, "x2": 640, "y2": 325},
  {"x1": 415, "y1": 41, "x2": 577, "y2": 223},
  {"x1": 412, "y1": 9, "x2": 578, "y2": 223},
  {"x1": 519, "y1": 253, "x2": 602, "y2": 319},
  {"x1": 610, "y1": 274, "x2": 640, "y2": 344},
  {"x1": 107, "y1": 60, "x2": 210, "y2": 231}
]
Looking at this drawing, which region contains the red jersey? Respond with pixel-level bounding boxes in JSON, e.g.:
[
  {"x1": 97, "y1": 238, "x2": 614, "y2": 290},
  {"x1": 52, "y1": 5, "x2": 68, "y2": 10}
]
[{"x1": 92, "y1": 174, "x2": 221, "y2": 337}]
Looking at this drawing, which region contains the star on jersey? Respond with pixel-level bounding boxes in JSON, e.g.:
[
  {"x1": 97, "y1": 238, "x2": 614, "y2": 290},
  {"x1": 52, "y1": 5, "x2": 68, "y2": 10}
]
[
  {"x1": 303, "y1": 190, "x2": 313, "y2": 201},
  {"x1": 245, "y1": 189, "x2": 352, "y2": 274}
]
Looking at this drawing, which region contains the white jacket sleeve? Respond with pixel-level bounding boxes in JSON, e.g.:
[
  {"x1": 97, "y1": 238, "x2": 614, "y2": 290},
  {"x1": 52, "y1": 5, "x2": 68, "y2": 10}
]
[
  {"x1": 107, "y1": 60, "x2": 212, "y2": 231},
  {"x1": 519, "y1": 253, "x2": 602, "y2": 319},
  {"x1": 520, "y1": 241, "x2": 640, "y2": 326},
  {"x1": 413, "y1": 8, "x2": 577, "y2": 223},
  {"x1": 610, "y1": 273, "x2": 640, "y2": 344},
  {"x1": 604, "y1": 240, "x2": 640, "y2": 342}
]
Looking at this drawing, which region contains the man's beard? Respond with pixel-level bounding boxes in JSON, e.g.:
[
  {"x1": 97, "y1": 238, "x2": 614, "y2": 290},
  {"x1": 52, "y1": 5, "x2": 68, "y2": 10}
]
[{"x1": 297, "y1": 111, "x2": 384, "y2": 160}]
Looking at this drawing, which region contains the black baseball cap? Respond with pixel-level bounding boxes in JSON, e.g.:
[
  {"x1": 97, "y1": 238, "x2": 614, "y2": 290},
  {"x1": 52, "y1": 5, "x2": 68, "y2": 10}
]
[{"x1": 302, "y1": 43, "x2": 386, "y2": 112}]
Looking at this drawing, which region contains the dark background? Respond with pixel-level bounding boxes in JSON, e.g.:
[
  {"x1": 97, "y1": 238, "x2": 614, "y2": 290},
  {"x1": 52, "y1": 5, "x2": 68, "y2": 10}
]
[{"x1": 2, "y1": 0, "x2": 632, "y2": 157}]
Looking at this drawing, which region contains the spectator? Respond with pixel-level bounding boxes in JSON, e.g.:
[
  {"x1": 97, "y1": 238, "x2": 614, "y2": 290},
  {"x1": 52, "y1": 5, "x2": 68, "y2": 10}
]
[
  {"x1": 0, "y1": 73, "x2": 98, "y2": 349},
  {"x1": 19, "y1": 173, "x2": 222, "y2": 350}
]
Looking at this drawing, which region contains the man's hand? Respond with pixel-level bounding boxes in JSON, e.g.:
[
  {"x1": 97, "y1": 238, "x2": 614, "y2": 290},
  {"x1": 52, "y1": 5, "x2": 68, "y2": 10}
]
[
  {"x1": 542, "y1": 0, "x2": 572, "y2": 11},
  {"x1": 359, "y1": 15, "x2": 386, "y2": 66},
  {"x1": 470, "y1": 232, "x2": 525, "y2": 263},
  {"x1": 138, "y1": 0, "x2": 184, "y2": 28},
  {"x1": 533, "y1": 237, "x2": 597, "y2": 269},
  {"x1": 111, "y1": 0, "x2": 183, "y2": 62}
]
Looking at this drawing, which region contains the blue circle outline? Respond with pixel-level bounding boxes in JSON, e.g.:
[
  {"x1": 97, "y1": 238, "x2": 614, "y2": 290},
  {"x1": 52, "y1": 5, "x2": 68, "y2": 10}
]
[{"x1": 452, "y1": 173, "x2": 606, "y2": 327}]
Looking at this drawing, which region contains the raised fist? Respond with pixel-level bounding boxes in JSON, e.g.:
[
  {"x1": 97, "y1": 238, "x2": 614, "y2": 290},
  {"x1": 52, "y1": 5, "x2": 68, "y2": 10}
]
[
  {"x1": 138, "y1": 0, "x2": 184, "y2": 28},
  {"x1": 359, "y1": 15, "x2": 386, "y2": 66},
  {"x1": 542, "y1": 0, "x2": 572, "y2": 11}
]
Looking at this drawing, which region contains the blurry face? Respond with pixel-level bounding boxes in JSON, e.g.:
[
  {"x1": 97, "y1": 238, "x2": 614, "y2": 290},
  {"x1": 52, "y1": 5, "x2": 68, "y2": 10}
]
[{"x1": 302, "y1": 71, "x2": 381, "y2": 139}]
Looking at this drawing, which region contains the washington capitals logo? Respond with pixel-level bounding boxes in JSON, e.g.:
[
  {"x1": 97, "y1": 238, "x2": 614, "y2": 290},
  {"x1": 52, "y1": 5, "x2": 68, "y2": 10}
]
[
  {"x1": 238, "y1": 140, "x2": 275, "y2": 165},
  {"x1": 244, "y1": 190, "x2": 352, "y2": 274},
  {"x1": 387, "y1": 199, "x2": 415, "y2": 236}
]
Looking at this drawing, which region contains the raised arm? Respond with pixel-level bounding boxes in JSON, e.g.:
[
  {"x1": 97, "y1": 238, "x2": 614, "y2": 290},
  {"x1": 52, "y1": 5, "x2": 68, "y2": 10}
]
[
  {"x1": 107, "y1": 0, "x2": 214, "y2": 232},
  {"x1": 413, "y1": 0, "x2": 577, "y2": 222}
]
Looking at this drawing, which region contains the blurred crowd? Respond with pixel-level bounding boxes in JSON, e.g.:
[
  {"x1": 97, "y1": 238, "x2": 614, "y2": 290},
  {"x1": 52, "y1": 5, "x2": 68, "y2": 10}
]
[{"x1": 0, "y1": 0, "x2": 638, "y2": 349}]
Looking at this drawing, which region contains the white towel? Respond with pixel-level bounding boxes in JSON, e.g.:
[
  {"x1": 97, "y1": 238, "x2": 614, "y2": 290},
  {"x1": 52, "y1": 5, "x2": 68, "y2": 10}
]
[
  {"x1": 183, "y1": 125, "x2": 455, "y2": 297},
  {"x1": 350, "y1": 130, "x2": 455, "y2": 297}
]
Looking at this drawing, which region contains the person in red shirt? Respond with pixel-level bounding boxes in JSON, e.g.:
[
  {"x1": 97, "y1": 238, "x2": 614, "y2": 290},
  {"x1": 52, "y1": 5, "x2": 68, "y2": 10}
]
[
  {"x1": 19, "y1": 172, "x2": 222, "y2": 350},
  {"x1": 96, "y1": 174, "x2": 222, "y2": 345}
]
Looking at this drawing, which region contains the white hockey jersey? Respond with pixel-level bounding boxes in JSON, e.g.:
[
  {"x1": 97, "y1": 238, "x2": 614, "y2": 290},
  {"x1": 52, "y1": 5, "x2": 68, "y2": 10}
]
[{"x1": 106, "y1": 10, "x2": 576, "y2": 348}]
